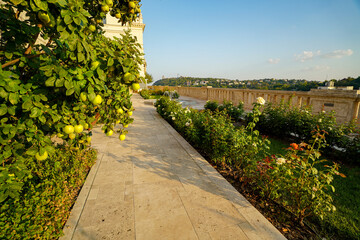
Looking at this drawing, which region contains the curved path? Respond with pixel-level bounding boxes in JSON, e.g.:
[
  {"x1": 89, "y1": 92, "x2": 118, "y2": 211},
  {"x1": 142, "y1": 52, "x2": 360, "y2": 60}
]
[{"x1": 61, "y1": 94, "x2": 286, "y2": 240}]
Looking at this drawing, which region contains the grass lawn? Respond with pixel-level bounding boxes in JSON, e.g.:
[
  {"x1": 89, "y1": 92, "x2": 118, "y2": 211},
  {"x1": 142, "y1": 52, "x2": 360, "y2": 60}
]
[{"x1": 267, "y1": 137, "x2": 360, "y2": 240}]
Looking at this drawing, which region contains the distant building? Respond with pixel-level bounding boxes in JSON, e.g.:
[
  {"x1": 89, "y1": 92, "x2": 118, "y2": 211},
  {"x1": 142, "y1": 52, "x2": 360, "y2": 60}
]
[{"x1": 318, "y1": 81, "x2": 353, "y2": 90}]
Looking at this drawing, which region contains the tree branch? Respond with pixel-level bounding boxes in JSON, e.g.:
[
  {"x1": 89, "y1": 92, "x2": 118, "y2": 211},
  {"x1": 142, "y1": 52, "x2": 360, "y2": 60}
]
[{"x1": 1, "y1": 52, "x2": 45, "y2": 69}]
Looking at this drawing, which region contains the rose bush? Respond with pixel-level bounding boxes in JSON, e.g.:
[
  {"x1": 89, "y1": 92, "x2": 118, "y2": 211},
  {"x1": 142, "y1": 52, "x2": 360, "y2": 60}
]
[{"x1": 256, "y1": 101, "x2": 360, "y2": 164}]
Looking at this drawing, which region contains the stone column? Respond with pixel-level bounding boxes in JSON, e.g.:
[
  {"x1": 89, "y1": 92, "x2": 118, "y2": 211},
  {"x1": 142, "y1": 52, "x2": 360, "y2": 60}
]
[{"x1": 352, "y1": 100, "x2": 360, "y2": 122}]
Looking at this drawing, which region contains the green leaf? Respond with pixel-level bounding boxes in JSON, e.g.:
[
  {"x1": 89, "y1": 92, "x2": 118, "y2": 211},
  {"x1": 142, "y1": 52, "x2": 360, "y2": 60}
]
[
  {"x1": 0, "y1": 105, "x2": 7, "y2": 116},
  {"x1": 55, "y1": 78, "x2": 65, "y2": 87},
  {"x1": 9, "y1": 93, "x2": 19, "y2": 105},
  {"x1": 77, "y1": 52, "x2": 85, "y2": 63},
  {"x1": 64, "y1": 15, "x2": 72, "y2": 25},
  {"x1": 44, "y1": 145, "x2": 55, "y2": 155},
  {"x1": 26, "y1": 147, "x2": 38, "y2": 156},
  {"x1": 34, "y1": 0, "x2": 47, "y2": 10},
  {"x1": 22, "y1": 100, "x2": 33, "y2": 111},
  {"x1": 0, "y1": 87, "x2": 8, "y2": 98},
  {"x1": 107, "y1": 58, "x2": 114, "y2": 66},
  {"x1": 60, "y1": 30, "x2": 70, "y2": 40},
  {"x1": 73, "y1": 17, "x2": 81, "y2": 25},
  {"x1": 10, "y1": 0, "x2": 24, "y2": 5},
  {"x1": 7, "y1": 106, "x2": 16, "y2": 115},
  {"x1": 39, "y1": 115, "x2": 46, "y2": 124},
  {"x1": 45, "y1": 77, "x2": 56, "y2": 87},
  {"x1": 30, "y1": 108, "x2": 41, "y2": 118},
  {"x1": 66, "y1": 88, "x2": 74, "y2": 96},
  {"x1": 96, "y1": 68, "x2": 106, "y2": 81},
  {"x1": 5, "y1": 52, "x2": 13, "y2": 59},
  {"x1": 59, "y1": 68, "x2": 67, "y2": 78}
]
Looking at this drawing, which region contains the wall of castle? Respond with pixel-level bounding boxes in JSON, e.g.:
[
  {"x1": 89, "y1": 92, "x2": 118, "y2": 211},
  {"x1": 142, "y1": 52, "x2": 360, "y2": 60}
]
[{"x1": 150, "y1": 86, "x2": 360, "y2": 125}]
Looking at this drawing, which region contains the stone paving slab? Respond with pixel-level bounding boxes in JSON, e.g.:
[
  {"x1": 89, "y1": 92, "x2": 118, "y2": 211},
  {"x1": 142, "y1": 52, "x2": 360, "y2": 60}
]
[{"x1": 60, "y1": 94, "x2": 286, "y2": 240}]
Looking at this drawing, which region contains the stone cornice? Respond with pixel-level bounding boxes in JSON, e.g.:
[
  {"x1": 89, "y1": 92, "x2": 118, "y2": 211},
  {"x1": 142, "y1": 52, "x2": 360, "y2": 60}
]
[{"x1": 104, "y1": 22, "x2": 145, "y2": 31}]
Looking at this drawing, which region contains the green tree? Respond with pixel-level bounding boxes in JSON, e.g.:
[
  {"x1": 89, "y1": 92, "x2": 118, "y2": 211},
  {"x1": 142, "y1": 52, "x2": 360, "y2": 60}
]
[
  {"x1": 145, "y1": 72, "x2": 153, "y2": 84},
  {"x1": 0, "y1": 0, "x2": 143, "y2": 204}
]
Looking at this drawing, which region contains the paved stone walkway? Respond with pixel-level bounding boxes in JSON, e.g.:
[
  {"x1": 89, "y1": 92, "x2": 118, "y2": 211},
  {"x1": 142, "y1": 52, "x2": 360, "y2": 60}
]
[{"x1": 61, "y1": 94, "x2": 286, "y2": 240}]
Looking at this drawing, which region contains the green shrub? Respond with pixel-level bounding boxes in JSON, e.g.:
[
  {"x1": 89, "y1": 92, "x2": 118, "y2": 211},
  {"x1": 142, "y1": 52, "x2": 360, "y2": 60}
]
[
  {"x1": 140, "y1": 89, "x2": 151, "y2": 99},
  {"x1": 204, "y1": 100, "x2": 219, "y2": 112},
  {"x1": 0, "y1": 147, "x2": 96, "y2": 239},
  {"x1": 256, "y1": 101, "x2": 360, "y2": 164},
  {"x1": 204, "y1": 100, "x2": 244, "y2": 122}
]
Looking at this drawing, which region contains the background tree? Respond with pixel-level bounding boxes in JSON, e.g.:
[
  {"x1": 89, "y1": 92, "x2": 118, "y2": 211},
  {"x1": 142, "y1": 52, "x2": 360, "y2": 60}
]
[{"x1": 145, "y1": 72, "x2": 153, "y2": 84}]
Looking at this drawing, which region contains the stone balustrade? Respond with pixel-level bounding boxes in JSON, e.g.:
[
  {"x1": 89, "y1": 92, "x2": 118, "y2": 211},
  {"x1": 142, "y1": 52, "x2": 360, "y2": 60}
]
[{"x1": 149, "y1": 86, "x2": 360, "y2": 125}]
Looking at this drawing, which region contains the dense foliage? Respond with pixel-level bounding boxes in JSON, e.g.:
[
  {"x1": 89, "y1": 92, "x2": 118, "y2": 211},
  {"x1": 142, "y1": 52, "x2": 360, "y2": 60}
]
[
  {"x1": 0, "y1": 147, "x2": 96, "y2": 239},
  {"x1": 155, "y1": 97, "x2": 341, "y2": 227},
  {"x1": 1, "y1": 0, "x2": 143, "y2": 238},
  {"x1": 255, "y1": 101, "x2": 360, "y2": 164}
]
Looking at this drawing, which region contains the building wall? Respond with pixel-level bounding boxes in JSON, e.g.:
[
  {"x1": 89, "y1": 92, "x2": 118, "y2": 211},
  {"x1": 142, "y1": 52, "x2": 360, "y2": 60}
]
[{"x1": 150, "y1": 86, "x2": 360, "y2": 125}]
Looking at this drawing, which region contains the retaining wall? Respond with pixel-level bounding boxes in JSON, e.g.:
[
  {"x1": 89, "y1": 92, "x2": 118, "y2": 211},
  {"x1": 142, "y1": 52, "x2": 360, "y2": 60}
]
[{"x1": 150, "y1": 86, "x2": 360, "y2": 125}]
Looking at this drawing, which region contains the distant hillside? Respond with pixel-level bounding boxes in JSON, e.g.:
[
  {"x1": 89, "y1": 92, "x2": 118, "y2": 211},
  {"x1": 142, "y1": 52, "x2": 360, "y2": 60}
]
[{"x1": 153, "y1": 76, "x2": 360, "y2": 91}]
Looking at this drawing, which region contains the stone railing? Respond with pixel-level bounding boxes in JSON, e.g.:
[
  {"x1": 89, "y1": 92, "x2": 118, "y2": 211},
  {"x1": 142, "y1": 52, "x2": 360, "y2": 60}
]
[{"x1": 149, "y1": 86, "x2": 360, "y2": 125}]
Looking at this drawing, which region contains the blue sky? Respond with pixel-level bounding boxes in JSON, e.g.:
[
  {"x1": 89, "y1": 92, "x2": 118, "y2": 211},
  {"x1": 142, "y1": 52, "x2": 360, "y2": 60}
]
[{"x1": 141, "y1": 0, "x2": 360, "y2": 82}]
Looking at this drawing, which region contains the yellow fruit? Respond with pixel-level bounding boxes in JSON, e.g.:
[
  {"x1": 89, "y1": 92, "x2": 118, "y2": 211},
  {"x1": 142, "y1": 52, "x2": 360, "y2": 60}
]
[
  {"x1": 86, "y1": 136, "x2": 92, "y2": 142},
  {"x1": 115, "y1": 12, "x2": 121, "y2": 19},
  {"x1": 128, "y1": 1, "x2": 136, "y2": 8},
  {"x1": 128, "y1": 111, "x2": 133, "y2": 116},
  {"x1": 123, "y1": 124, "x2": 128, "y2": 128},
  {"x1": 132, "y1": 83, "x2": 140, "y2": 91},
  {"x1": 119, "y1": 134, "x2": 126, "y2": 141},
  {"x1": 93, "y1": 95, "x2": 102, "y2": 105},
  {"x1": 106, "y1": 129, "x2": 114, "y2": 136},
  {"x1": 63, "y1": 125, "x2": 74, "y2": 134},
  {"x1": 123, "y1": 72, "x2": 132, "y2": 82},
  {"x1": 84, "y1": 123, "x2": 89, "y2": 129},
  {"x1": 116, "y1": 120, "x2": 120, "y2": 124},
  {"x1": 105, "y1": 0, "x2": 113, "y2": 7},
  {"x1": 89, "y1": 25, "x2": 96, "y2": 32},
  {"x1": 74, "y1": 124, "x2": 84, "y2": 133},
  {"x1": 96, "y1": 18, "x2": 102, "y2": 24},
  {"x1": 69, "y1": 133, "x2": 76, "y2": 139},
  {"x1": 80, "y1": 92, "x2": 87, "y2": 101},
  {"x1": 116, "y1": 108, "x2": 124, "y2": 114},
  {"x1": 35, "y1": 151, "x2": 48, "y2": 161},
  {"x1": 101, "y1": 4, "x2": 110, "y2": 12}
]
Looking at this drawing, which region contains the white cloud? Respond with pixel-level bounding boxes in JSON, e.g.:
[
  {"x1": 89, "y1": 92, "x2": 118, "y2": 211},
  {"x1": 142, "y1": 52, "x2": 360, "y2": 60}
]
[
  {"x1": 268, "y1": 58, "x2": 280, "y2": 64},
  {"x1": 303, "y1": 65, "x2": 330, "y2": 72},
  {"x1": 295, "y1": 50, "x2": 321, "y2": 62},
  {"x1": 322, "y1": 49, "x2": 353, "y2": 59}
]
